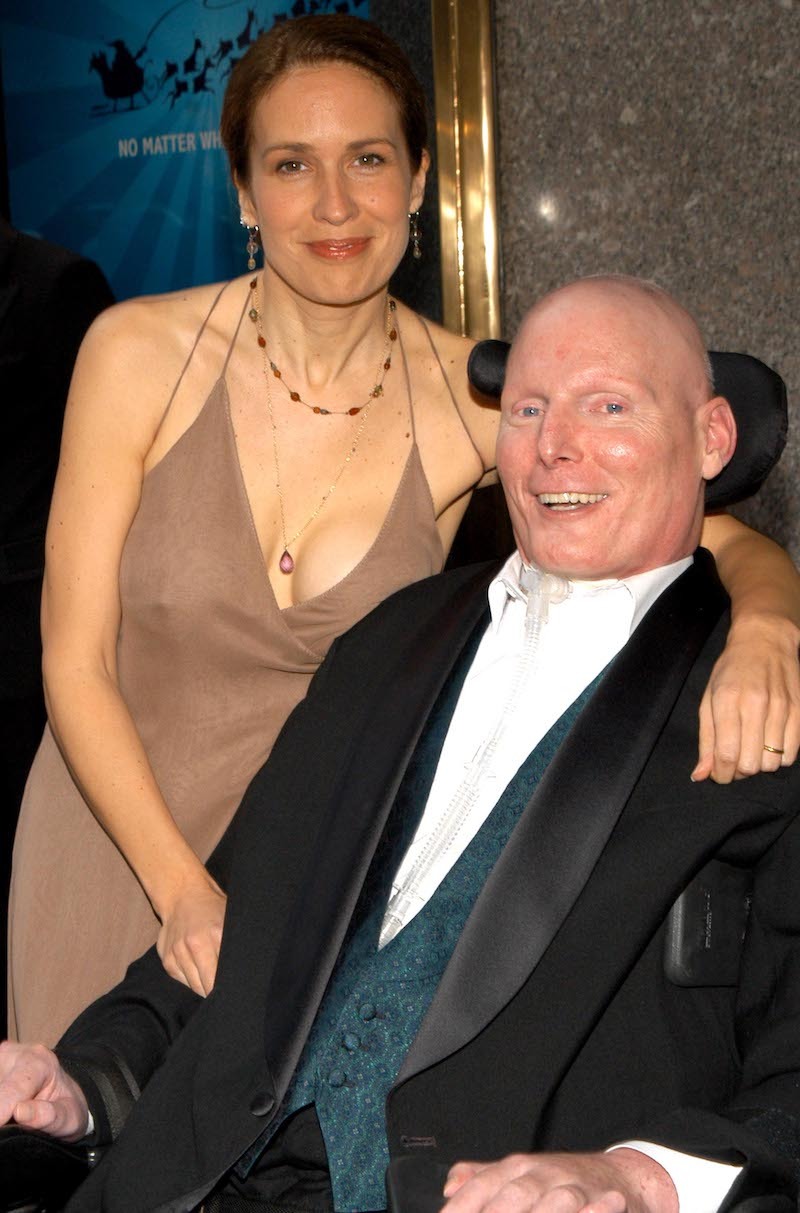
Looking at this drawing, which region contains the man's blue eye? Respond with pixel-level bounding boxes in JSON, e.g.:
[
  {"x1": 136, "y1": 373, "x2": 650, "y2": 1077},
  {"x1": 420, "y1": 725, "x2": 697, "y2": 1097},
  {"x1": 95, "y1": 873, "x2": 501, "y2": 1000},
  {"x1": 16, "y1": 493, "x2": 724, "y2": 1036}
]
[
  {"x1": 519, "y1": 405, "x2": 542, "y2": 417},
  {"x1": 605, "y1": 402, "x2": 624, "y2": 414}
]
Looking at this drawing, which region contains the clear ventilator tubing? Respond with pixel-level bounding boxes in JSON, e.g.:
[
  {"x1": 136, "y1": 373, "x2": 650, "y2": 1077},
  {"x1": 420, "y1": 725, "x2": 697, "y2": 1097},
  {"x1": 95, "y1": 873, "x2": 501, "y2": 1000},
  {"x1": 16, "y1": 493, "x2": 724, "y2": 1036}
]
[{"x1": 379, "y1": 568, "x2": 571, "y2": 946}]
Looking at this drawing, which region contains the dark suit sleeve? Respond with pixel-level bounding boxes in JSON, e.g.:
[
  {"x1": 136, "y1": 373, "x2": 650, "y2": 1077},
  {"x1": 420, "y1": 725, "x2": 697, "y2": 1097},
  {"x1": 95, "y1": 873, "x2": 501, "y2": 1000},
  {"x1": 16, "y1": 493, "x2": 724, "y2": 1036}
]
[
  {"x1": 638, "y1": 808, "x2": 800, "y2": 1207},
  {"x1": 55, "y1": 947, "x2": 200, "y2": 1143}
]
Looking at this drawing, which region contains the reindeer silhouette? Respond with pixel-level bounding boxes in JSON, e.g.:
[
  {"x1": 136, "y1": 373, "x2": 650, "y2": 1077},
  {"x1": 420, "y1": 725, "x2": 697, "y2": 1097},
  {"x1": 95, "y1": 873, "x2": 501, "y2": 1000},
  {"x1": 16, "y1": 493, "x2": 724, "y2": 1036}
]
[
  {"x1": 183, "y1": 37, "x2": 203, "y2": 74},
  {"x1": 167, "y1": 77, "x2": 189, "y2": 109},
  {"x1": 192, "y1": 61, "x2": 213, "y2": 94},
  {"x1": 236, "y1": 9, "x2": 257, "y2": 49},
  {"x1": 89, "y1": 41, "x2": 145, "y2": 111},
  {"x1": 212, "y1": 37, "x2": 234, "y2": 66},
  {"x1": 159, "y1": 60, "x2": 178, "y2": 88}
]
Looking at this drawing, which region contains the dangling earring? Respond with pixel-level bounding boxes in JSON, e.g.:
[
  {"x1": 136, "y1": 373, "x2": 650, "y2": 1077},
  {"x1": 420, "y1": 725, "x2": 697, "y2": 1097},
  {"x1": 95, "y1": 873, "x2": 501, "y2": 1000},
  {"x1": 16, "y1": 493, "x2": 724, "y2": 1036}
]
[
  {"x1": 408, "y1": 211, "x2": 422, "y2": 261},
  {"x1": 240, "y1": 215, "x2": 260, "y2": 271}
]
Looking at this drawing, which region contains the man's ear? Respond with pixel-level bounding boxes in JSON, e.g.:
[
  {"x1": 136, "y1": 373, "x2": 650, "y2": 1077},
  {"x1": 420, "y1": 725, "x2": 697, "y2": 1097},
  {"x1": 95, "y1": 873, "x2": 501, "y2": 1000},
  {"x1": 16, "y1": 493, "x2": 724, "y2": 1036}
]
[
  {"x1": 701, "y1": 396, "x2": 737, "y2": 481},
  {"x1": 409, "y1": 148, "x2": 430, "y2": 214}
]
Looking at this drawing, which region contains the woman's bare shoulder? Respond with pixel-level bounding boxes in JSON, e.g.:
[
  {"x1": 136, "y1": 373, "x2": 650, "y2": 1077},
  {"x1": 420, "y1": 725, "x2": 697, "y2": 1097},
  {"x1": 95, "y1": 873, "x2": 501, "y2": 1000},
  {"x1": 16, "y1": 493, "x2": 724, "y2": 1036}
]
[
  {"x1": 74, "y1": 278, "x2": 245, "y2": 418},
  {"x1": 396, "y1": 304, "x2": 500, "y2": 478},
  {"x1": 397, "y1": 304, "x2": 475, "y2": 372},
  {"x1": 85, "y1": 279, "x2": 233, "y2": 359},
  {"x1": 59, "y1": 280, "x2": 240, "y2": 461}
]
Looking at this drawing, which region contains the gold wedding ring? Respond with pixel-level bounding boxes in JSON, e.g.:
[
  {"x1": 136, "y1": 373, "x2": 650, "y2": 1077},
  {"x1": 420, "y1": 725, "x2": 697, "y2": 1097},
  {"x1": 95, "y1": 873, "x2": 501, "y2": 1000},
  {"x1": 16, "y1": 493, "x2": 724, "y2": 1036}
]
[{"x1": 763, "y1": 744, "x2": 785, "y2": 755}]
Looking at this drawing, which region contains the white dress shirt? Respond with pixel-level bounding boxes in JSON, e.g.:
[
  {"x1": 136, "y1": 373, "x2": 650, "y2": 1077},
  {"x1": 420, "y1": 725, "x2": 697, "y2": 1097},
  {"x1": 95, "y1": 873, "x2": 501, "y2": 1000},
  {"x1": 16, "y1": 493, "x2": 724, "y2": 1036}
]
[{"x1": 381, "y1": 551, "x2": 690, "y2": 942}]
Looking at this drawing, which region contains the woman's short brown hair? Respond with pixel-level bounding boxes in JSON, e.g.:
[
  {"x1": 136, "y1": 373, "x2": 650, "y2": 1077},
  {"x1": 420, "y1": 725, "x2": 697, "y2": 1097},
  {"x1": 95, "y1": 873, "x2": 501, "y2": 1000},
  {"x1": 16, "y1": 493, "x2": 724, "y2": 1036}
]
[{"x1": 220, "y1": 14, "x2": 428, "y2": 183}]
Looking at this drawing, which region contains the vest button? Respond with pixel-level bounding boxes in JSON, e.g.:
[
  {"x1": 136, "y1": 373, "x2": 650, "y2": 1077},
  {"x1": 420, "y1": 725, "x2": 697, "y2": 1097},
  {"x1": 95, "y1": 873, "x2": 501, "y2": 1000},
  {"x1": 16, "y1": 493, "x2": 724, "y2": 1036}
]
[
  {"x1": 359, "y1": 1002, "x2": 376, "y2": 1021},
  {"x1": 342, "y1": 1032, "x2": 360, "y2": 1052},
  {"x1": 328, "y1": 1069, "x2": 347, "y2": 1088},
  {"x1": 249, "y1": 1093, "x2": 275, "y2": 1117}
]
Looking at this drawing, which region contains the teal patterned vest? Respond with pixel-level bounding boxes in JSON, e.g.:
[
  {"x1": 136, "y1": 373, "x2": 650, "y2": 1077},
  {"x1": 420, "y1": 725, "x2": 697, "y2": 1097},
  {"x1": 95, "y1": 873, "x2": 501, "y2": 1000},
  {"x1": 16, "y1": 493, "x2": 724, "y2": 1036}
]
[{"x1": 243, "y1": 653, "x2": 602, "y2": 1211}]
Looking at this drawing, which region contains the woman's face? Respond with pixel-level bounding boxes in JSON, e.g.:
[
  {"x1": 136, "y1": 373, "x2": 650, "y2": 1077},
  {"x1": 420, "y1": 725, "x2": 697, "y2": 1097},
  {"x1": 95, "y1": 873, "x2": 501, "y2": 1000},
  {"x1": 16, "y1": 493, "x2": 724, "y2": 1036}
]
[{"x1": 238, "y1": 61, "x2": 428, "y2": 306}]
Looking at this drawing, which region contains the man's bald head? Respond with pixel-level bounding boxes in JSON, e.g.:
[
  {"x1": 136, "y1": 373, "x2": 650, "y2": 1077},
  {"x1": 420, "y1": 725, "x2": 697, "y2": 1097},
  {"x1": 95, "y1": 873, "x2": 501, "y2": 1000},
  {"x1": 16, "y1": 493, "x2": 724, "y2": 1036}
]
[{"x1": 543, "y1": 273, "x2": 714, "y2": 386}]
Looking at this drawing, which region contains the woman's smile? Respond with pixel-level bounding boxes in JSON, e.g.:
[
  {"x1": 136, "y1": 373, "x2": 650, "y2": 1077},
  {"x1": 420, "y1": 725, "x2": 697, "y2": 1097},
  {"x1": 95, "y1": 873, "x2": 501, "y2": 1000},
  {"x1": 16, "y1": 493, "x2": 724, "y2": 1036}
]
[{"x1": 305, "y1": 237, "x2": 372, "y2": 260}]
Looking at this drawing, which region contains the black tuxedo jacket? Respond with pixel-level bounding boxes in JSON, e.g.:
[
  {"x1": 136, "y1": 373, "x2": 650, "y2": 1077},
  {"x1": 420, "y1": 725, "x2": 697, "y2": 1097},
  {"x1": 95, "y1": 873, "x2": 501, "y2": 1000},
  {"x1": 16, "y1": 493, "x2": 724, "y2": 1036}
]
[{"x1": 59, "y1": 551, "x2": 800, "y2": 1212}]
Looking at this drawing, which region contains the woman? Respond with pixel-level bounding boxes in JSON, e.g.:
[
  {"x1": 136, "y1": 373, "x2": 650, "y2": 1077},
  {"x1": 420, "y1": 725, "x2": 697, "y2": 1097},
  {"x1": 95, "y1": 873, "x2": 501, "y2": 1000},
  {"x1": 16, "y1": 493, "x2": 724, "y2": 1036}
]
[{"x1": 8, "y1": 15, "x2": 800, "y2": 1046}]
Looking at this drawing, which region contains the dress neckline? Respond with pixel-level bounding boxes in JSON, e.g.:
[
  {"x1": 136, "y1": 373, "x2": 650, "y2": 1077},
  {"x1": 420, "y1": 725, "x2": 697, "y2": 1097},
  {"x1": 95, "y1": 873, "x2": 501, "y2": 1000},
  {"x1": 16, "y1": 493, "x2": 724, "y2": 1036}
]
[
  {"x1": 140, "y1": 292, "x2": 443, "y2": 633},
  {"x1": 220, "y1": 377, "x2": 437, "y2": 616}
]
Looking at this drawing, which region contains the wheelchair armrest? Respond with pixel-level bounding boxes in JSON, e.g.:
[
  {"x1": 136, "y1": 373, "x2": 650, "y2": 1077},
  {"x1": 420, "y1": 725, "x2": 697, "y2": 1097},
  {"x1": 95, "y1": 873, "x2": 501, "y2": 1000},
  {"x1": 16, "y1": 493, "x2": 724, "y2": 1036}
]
[{"x1": 0, "y1": 1124, "x2": 100, "y2": 1213}]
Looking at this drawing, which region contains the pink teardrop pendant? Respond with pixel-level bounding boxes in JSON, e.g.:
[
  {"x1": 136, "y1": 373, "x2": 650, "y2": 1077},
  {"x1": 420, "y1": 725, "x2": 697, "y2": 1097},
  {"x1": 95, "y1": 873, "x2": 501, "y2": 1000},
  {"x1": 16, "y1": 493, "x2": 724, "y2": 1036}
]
[{"x1": 279, "y1": 549, "x2": 295, "y2": 574}]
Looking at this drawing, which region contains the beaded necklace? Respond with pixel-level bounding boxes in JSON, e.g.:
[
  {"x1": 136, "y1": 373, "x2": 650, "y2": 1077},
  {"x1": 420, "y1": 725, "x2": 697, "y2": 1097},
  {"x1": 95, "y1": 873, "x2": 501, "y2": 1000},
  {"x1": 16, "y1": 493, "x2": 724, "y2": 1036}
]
[
  {"x1": 250, "y1": 281, "x2": 397, "y2": 573},
  {"x1": 248, "y1": 278, "x2": 397, "y2": 415}
]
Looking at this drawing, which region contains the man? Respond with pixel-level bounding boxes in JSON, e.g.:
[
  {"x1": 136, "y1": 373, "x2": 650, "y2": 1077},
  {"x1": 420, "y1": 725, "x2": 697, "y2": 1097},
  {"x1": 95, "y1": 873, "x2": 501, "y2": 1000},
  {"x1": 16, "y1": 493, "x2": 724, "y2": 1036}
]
[{"x1": 1, "y1": 277, "x2": 799, "y2": 1213}]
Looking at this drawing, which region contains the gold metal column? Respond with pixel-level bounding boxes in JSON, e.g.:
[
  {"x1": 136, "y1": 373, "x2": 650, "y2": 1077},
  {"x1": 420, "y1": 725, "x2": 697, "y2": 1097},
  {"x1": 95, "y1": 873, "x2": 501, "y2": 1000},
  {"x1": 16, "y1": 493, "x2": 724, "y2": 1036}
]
[{"x1": 431, "y1": 0, "x2": 501, "y2": 339}]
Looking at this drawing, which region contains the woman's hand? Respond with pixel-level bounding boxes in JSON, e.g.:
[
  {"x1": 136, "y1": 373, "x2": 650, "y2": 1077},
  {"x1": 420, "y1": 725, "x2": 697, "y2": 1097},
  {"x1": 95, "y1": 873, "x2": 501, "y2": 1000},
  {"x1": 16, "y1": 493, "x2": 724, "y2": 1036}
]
[
  {"x1": 697, "y1": 513, "x2": 800, "y2": 782},
  {"x1": 693, "y1": 613, "x2": 800, "y2": 783},
  {"x1": 155, "y1": 873, "x2": 228, "y2": 996}
]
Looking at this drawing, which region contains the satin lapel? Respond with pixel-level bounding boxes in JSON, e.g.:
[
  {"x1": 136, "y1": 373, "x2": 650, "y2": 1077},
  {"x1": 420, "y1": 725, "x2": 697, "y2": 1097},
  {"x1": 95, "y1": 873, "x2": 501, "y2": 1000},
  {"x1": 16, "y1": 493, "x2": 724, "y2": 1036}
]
[
  {"x1": 262, "y1": 564, "x2": 499, "y2": 1093},
  {"x1": 400, "y1": 554, "x2": 727, "y2": 1081}
]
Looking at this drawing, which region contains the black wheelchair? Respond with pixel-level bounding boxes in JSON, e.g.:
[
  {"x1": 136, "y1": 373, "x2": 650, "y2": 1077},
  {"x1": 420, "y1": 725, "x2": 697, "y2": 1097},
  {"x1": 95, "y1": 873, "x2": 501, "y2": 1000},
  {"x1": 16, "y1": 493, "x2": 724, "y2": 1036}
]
[{"x1": 0, "y1": 345, "x2": 790, "y2": 1212}]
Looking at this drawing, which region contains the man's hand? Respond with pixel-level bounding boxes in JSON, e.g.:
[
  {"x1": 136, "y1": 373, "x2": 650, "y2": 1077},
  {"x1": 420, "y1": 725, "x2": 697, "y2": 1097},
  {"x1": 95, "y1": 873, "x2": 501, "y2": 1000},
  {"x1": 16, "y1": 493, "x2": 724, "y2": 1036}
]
[
  {"x1": 0, "y1": 1041, "x2": 89, "y2": 1140},
  {"x1": 441, "y1": 1149, "x2": 678, "y2": 1213}
]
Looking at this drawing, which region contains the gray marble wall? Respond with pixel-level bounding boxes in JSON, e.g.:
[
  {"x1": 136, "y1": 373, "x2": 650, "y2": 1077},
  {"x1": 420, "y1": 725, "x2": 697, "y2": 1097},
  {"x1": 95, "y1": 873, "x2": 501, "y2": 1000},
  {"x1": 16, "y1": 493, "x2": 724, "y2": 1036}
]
[{"x1": 493, "y1": 0, "x2": 799, "y2": 559}]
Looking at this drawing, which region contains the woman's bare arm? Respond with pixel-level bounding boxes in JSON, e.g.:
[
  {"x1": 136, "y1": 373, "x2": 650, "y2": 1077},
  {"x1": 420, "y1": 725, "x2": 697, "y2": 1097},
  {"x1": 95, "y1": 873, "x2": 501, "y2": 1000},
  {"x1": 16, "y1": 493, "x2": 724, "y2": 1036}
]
[
  {"x1": 40, "y1": 299, "x2": 226, "y2": 995},
  {"x1": 695, "y1": 512, "x2": 800, "y2": 783}
]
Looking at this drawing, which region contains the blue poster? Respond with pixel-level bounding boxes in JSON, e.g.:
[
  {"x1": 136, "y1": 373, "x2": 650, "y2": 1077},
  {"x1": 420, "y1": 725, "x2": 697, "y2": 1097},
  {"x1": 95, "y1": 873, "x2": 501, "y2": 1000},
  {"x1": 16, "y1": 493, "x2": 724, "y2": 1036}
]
[{"x1": 2, "y1": 0, "x2": 366, "y2": 299}]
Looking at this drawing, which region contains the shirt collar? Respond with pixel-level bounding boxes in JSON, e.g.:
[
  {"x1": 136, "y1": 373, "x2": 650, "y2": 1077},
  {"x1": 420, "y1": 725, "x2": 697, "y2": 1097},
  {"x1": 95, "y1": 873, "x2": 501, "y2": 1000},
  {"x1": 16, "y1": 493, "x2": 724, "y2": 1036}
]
[{"x1": 488, "y1": 550, "x2": 694, "y2": 634}]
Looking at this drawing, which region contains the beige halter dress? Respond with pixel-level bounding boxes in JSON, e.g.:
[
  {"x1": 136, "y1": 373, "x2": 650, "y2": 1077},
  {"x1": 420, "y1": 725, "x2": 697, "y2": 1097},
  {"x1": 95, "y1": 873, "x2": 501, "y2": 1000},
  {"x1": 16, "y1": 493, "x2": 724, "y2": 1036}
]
[{"x1": 7, "y1": 287, "x2": 487, "y2": 1046}]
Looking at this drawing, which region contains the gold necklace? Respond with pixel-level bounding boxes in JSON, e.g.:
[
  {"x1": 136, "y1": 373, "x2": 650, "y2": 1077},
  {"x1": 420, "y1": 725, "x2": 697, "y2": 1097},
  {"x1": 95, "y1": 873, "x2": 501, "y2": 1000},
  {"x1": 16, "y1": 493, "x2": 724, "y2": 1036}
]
[
  {"x1": 248, "y1": 277, "x2": 397, "y2": 415},
  {"x1": 252, "y1": 283, "x2": 394, "y2": 574},
  {"x1": 268, "y1": 384, "x2": 377, "y2": 575}
]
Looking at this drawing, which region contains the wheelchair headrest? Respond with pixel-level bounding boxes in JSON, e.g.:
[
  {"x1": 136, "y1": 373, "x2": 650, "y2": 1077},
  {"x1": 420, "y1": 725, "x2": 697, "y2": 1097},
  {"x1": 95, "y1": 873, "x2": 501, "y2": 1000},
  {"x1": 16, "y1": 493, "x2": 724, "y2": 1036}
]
[{"x1": 467, "y1": 340, "x2": 788, "y2": 509}]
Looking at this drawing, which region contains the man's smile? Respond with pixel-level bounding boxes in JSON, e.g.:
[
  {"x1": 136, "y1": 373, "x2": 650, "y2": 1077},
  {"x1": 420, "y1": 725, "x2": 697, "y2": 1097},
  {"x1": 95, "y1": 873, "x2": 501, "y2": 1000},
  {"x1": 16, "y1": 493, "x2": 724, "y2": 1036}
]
[{"x1": 537, "y1": 492, "x2": 609, "y2": 509}]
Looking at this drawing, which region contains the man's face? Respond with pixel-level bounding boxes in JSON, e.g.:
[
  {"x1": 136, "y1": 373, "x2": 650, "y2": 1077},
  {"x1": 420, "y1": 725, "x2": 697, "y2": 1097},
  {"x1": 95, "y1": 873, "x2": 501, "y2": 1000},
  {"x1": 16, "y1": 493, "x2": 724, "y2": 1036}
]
[{"x1": 497, "y1": 281, "x2": 735, "y2": 580}]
